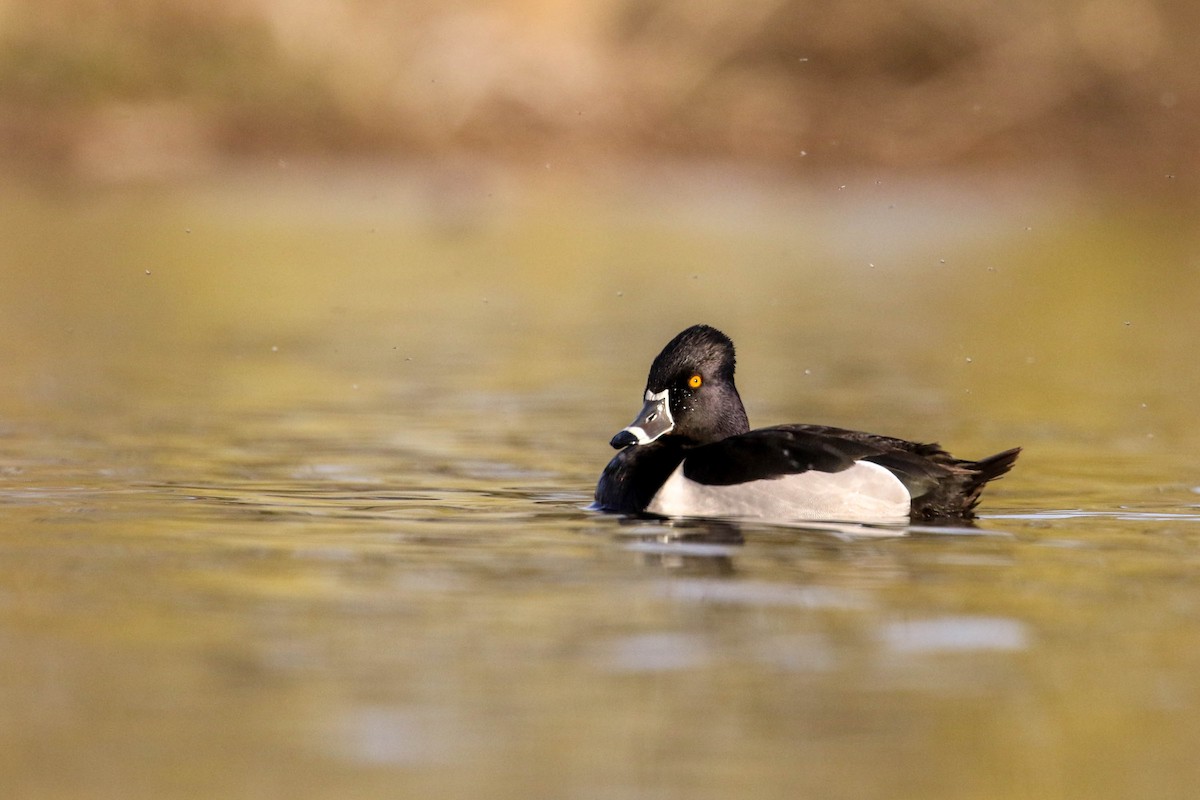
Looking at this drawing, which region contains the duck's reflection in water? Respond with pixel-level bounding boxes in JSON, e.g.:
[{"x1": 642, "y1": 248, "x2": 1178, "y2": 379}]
[{"x1": 609, "y1": 517, "x2": 744, "y2": 575}]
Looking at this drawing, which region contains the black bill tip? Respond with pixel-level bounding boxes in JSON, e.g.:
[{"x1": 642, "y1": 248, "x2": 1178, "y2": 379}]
[{"x1": 609, "y1": 430, "x2": 638, "y2": 449}]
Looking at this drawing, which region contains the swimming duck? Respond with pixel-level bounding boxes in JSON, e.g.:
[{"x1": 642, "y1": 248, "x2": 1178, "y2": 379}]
[{"x1": 594, "y1": 325, "x2": 1019, "y2": 524}]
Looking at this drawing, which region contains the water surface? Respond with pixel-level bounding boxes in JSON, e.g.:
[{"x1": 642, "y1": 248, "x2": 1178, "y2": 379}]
[{"x1": 2, "y1": 165, "x2": 1199, "y2": 799}]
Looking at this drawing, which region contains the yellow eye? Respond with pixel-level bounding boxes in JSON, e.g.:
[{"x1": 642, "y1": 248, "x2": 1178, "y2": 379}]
[{"x1": 688, "y1": 374, "x2": 703, "y2": 389}]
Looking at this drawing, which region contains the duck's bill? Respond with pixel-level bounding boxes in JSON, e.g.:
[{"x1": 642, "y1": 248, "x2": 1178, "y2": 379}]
[{"x1": 610, "y1": 389, "x2": 674, "y2": 448}]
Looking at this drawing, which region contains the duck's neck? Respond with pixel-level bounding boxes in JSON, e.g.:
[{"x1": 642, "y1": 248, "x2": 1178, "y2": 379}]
[
  {"x1": 722, "y1": 393, "x2": 750, "y2": 437},
  {"x1": 685, "y1": 388, "x2": 750, "y2": 446}
]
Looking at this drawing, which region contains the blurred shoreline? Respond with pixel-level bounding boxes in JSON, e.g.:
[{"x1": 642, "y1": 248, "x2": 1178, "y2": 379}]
[{"x1": 1, "y1": 0, "x2": 1196, "y2": 191}]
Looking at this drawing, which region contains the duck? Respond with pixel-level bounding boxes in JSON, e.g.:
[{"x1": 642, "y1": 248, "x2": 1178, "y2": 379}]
[{"x1": 594, "y1": 324, "x2": 1020, "y2": 524}]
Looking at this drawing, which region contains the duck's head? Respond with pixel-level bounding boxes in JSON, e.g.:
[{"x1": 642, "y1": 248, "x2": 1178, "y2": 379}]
[{"x1": 610, "y1": 324, "x2": 751, "y2": 449}]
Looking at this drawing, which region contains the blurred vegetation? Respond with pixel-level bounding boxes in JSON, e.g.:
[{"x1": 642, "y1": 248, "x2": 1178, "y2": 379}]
[{"x1": 0, "y1": 0, "x2": 1196, "y2": 181}]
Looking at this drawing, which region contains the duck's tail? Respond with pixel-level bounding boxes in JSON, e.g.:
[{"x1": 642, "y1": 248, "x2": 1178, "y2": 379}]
[
  {"x1": 959, "y1": 446, "x2": 1022, "y2": 515},
  {"x1": 908, "y1": 445, "x2": 1021, "y2": 520}
]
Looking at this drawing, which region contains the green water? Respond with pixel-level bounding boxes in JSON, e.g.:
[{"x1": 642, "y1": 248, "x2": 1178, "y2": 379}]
[{"x1": 2, "y1": 164, "x2": 1199, "y2": 799}]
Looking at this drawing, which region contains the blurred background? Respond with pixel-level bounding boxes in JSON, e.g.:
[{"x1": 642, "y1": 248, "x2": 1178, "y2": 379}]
[
  {"x1": 2, "y1": 0, "x2": 1197, "y2": 455},
  {"x1": 4, "y1": 5, "x2": 1200, "y2": 800},
  {"x1": 0, "y1": 0, "x2": 1196, "y2": 185}
]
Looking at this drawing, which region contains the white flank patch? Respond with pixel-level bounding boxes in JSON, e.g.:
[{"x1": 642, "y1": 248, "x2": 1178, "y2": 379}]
[{"x1": 646, "y1": 460, "x2": 911, "y2": 524}]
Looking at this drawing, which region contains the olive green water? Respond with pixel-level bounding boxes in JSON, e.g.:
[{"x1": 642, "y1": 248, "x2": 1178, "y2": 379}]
[{"x1": 2, "y1": 164, "x2": 1200, "y2": 799}]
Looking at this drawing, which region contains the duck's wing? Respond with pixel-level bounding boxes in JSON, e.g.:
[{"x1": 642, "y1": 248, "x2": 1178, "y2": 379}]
[
  {"x1": 683, "y1": 425, "x2": 1021, "y2": 518},
  {"x1": 681, "y1": 424, "x2": 952, "y2": 498}
]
